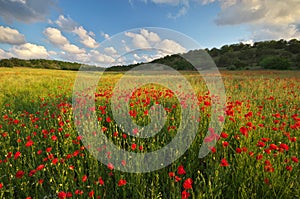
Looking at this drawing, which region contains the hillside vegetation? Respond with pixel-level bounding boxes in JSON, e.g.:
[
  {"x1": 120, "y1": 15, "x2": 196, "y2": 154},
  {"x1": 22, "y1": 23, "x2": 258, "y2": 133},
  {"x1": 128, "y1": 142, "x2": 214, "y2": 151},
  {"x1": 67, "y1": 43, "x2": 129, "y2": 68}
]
[{"x1": 1, "y1": 39, "x2": 300, "y2": 70}]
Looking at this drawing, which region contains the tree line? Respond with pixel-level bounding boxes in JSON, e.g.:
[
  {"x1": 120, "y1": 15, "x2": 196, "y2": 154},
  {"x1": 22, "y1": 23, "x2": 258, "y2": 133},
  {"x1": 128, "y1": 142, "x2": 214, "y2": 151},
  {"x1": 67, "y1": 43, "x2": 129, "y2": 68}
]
[{"x1": 1, "y1": 39, "x2": 300, "y2": 70}]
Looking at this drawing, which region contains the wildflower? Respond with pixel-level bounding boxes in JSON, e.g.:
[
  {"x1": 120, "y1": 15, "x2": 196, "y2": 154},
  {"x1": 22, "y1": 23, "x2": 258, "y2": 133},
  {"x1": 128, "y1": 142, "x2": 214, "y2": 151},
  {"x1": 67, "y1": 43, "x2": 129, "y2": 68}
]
[
  {"x1": 25, "y1": 140, "x2": 34, "y2": 147},
  {"x1": 279, "y1": 143, "x2": 289, "y2": 151},
  {"x1": 256, "y1": 154, "x2": 263, "y2": 160},
  {"x1": 222, "y1": 141, "x2": 229, "y2": 148},
  {"x1": 75, "y1": 190, "x2": 83, "y2": 195},
  {"x1": 210, "y1": 147, "x2": 216, "y2": 153},
  {"x1": 220, "y1": 132, "x2": 228, "y2": 138},
  {"x1": 98, "y1": 177, "x2": 104, "y2": 185},
  {"x1": 14, "y1": 151, "x2": 21, "y2": 160},
  {"x1": 88, "y1": 190, "x2": 94, "y2": 198},
  {"x1": 257, "y1": 141, "x2": 265, "y2": 148},
  {"x1": 118, "y1": 179, "x2": 127, "y2": 186},
  {"x1": 264, "y1": 178, "x2": 269, "y2": 184},
  {"x1": 51, "y1": 135, "x2": 57, "y2": 141},
  {"x1": 183, "y1": 178, "x2": 193, "y2": 189},
  {"x1": 240, "y1": 127, "x2": 248, "y2": 137},
  {"x1": 107, "y1": 162, "x2": 114, "y2": 170},
  {"x1": 220, "y1": 158, "x2": 229, "y2": 167},
  {"x1": 181, "y1": 190, "x2": 190, "y2": 199},
  {"x1": 131, "y1": 143, "x2": 137, "y2": 150},
  {"x1": 236, "y1": 148, "x2": 242, "y2": 153},
  {"x1": 177, "y1": 165, "x2": 186, "y2": 175},
  {"x1": 175, "y1": 176, "x2": 181, "y2": 182},
  {"x1": 52, "y1": 158, "x2": 59, "y2": 165},
  {"x1": 36, "y1": 164, "x2": 45, "y2": 171},
  {"x1": 57, "y1": 191, "x2": 67, "y2": 199},
  {"x1": 16, "y1": 170, "x2": 25, "y2": 178},
  {"x1": 139, "y1": 145, "x2": 143, "y2": 151},
  {"x1": 169, "y1": 172, "x2": 175, "y2": 178},
  {"x1": 82, "y1": 175, "x2": 88, "y2": 182},
  {"x1": 66, "y1": 192, "x2": 72, "y2": 198},
  {"x1": 269, "y1": 144, "x2": 278, "y2": 150},
  {"x1": 286, "y1": 165, "x2": 292, "y2": 171},
  {"x1": 291, "y1": 156, "x2": 299, "y2": 163}
]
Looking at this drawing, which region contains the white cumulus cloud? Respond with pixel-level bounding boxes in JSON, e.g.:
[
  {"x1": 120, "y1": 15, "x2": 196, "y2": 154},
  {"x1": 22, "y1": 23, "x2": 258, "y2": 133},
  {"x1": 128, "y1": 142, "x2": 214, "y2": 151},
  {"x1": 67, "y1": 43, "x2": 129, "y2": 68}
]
[
  {"x1": 104, "y1": 47, "x2": 118, "y2": 55},
  {"x1": 0, "y1": 49, "x2": 14, "y2": 59},
  {"x1": 44, "y1": 27, "x2": 86, "y2": 54},
  {"x1": 55, "y1": 15, "x2": 77, "y2": 32},
  {"x1": 89, "y1": 50, "x2": 115, "y2": 65},
  {"x1": 0, "y1": 26, "x2": 26, "y2": 45},
  {"x1": 101, "y1": 32, "x2": 110, "y2": 40},
  {"x1": 73, "y1": 26, "x2": 99, "y2": 48},
  {"x1": 11, "y1": 43, "x2": 49, "y2": 59},
  {"x1": 61, "y1": 43, "x2": 86, "y2": 54},
  {"x1": 44, "y1": 27, "x2": 69, "y2": 46}
]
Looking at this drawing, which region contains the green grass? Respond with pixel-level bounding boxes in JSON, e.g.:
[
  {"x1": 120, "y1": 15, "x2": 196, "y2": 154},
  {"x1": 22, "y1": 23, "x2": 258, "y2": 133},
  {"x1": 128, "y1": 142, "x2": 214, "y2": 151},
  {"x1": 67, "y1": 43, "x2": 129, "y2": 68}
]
[{"x1": 0, "y1": 67, "x2": 299, "y2": 198}]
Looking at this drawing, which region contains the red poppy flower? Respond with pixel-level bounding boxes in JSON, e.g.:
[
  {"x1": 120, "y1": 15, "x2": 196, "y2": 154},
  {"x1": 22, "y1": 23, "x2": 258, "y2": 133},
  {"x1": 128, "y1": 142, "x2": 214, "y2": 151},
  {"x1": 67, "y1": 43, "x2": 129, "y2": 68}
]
[
  {"x1": 57, "y1": 191, "x2": 67, "y2": 199},
  {"x1": 269, "y1": 144, "x2": 278, "y2": 150},
  {"x1": 107, "y1": 162, "x2": 114, "y2": 170},
  {"x1": 14, "y1": 151, "x2": 21, "y2": 160},
  {"x1": 169, "y1": 172, "x2": 175, "y2": 178},
  {"x1": 210, "y1": 147, "x2": 216, "y2": 153},
  {"x1": 175, "y1": 176, "x2": 181, "y2": 182},
  {"x1": 183, "y1": 178, "x2": 193, "y2": 189},
  {"x1": 131, "y1": 143, "x2": 137, "y2": 150},
  {"x1": 51, "y1": 135, "x2": 57, "y2": 141},
  {"x1": 52, "y1": 158, "x2": 59, "y2": 165},
  {"x1": 220, "y1": 132, "x2": 228, "y2": 139},
  {"x1": 118, "y1": 179, "x2": 127, "y2": 186},
  {"x1": 257, "y1": 141, "x2": 265, "y2": 148},
  {"x1": 16, "y1": 170, "x2": 25, "y2": 178},
  {"x1": 181, "y1": 190, "x2": 190, "y2": 199},
  {"x1": 66, "y1": 192, "x2": 72, "y2": 198},
  {"x1": 220, "y1": 158, "x2": 229, "y2": 167},
  {"x1": 177, "y1": 165, "x2": 186, "y2": 175},
  {"x1": 239, "y1": 127, "x2": 248, "y2": 137},
  {"x1": 236, "y1": 148, "x2": 242, "y2": 153},
  {"x1": 36, "y1": 164, "x2": 45, "y2": 171},
  {"x1": 88, "y1": 190, "x2": 94, "y2": 198},
  {"x1": 0, "y1": 183, "x2": 3, "y2": 189},
  {"x1": 25, "y1": 140, "x2": 34, "y2": 147},
  {"x1": 256, "y1": 154, "x2": 263, "y2": 160},
  {"x1": 222, "y1": 141, "x2": 229, "y2": 148},
  {"x1": 98, "y1": 177, "x2": 104, "y2": 185},
  {"x1": 264, "y1": 178, "x2": 269, "y2": 184},
  {"x1": 291, "y1": 156, "x2": 299, "y2": 163},
  {"x1": 279, "y1": 143, "x2": 289, "y2": 151},
  {"x1": 82, "y1": 175, "x2": 88, "y2": 182},
  {"x1": 286, "y1": 165, "x2": 292, "y2": 171},
  {"x1": 75, "y1": 190, "x2": 84, "y2": 195}
]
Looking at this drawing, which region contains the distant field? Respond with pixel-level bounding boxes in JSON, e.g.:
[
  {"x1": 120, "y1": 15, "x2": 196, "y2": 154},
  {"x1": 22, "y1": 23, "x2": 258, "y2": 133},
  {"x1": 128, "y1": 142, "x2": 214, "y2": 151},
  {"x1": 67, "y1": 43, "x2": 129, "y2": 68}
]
[{"x1": 0, "y1": 67, "x2": 299, "y2": 198}]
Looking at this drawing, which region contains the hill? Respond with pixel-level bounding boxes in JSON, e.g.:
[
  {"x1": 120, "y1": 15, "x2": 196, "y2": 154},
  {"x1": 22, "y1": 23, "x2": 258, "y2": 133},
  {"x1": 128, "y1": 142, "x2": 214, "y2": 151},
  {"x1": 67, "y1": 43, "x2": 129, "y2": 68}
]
[{"x1": 1, "y1": 39, "x2": 300, "y2": 70}]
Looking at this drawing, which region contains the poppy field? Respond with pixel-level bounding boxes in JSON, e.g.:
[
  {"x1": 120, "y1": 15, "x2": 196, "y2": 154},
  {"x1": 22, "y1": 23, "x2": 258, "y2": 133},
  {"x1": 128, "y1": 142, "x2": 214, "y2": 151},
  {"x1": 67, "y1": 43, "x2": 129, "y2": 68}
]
[{"x1": 0, "y1": 67, "x2": 299, "y2": 199}]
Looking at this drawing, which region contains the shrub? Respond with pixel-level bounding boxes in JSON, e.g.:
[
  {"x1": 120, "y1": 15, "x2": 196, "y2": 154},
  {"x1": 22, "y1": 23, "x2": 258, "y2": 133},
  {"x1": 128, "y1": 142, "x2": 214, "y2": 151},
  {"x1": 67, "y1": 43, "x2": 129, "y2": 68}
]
[{"x1": 259, "y1": 56, "x2": 291, "y2": 70}]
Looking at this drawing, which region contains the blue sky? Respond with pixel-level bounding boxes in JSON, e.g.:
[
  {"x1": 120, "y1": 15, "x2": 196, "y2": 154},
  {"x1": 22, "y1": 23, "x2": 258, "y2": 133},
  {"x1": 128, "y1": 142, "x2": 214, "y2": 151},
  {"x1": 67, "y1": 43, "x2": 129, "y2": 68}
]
[{"x1": 0, "y1": 0, "x2": 300, "y2": 66}]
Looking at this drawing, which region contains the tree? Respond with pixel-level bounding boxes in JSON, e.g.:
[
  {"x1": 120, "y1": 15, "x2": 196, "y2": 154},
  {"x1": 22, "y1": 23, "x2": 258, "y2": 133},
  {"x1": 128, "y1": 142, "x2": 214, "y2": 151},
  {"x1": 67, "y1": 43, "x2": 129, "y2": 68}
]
[{"x1": 259, "y1": 56, "x2": 290, "y2": 70}]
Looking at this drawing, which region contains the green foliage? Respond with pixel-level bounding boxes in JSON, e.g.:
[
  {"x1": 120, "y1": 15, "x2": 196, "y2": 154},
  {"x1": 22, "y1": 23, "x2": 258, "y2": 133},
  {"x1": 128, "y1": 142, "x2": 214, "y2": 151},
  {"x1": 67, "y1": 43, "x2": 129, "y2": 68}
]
[
  {"x1": 1, "y1": 39, "x2": 300, "y2": 71},
  {"x1": 207, "y1": 39, "x2": 300, "y2": 70},
  {"x1": 0, "y1": 58, "x2": 95, "y2": 71},
  {"x1": 259, "y1": 56, "x2": 291, "y2": 70}
]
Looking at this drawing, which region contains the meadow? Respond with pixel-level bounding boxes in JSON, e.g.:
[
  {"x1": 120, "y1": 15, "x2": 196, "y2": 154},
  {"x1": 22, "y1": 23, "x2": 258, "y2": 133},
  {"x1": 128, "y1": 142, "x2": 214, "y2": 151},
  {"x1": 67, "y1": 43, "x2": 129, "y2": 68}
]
[{"x1": 0, "y1": 67, "x2": 299, "y2": 198}]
